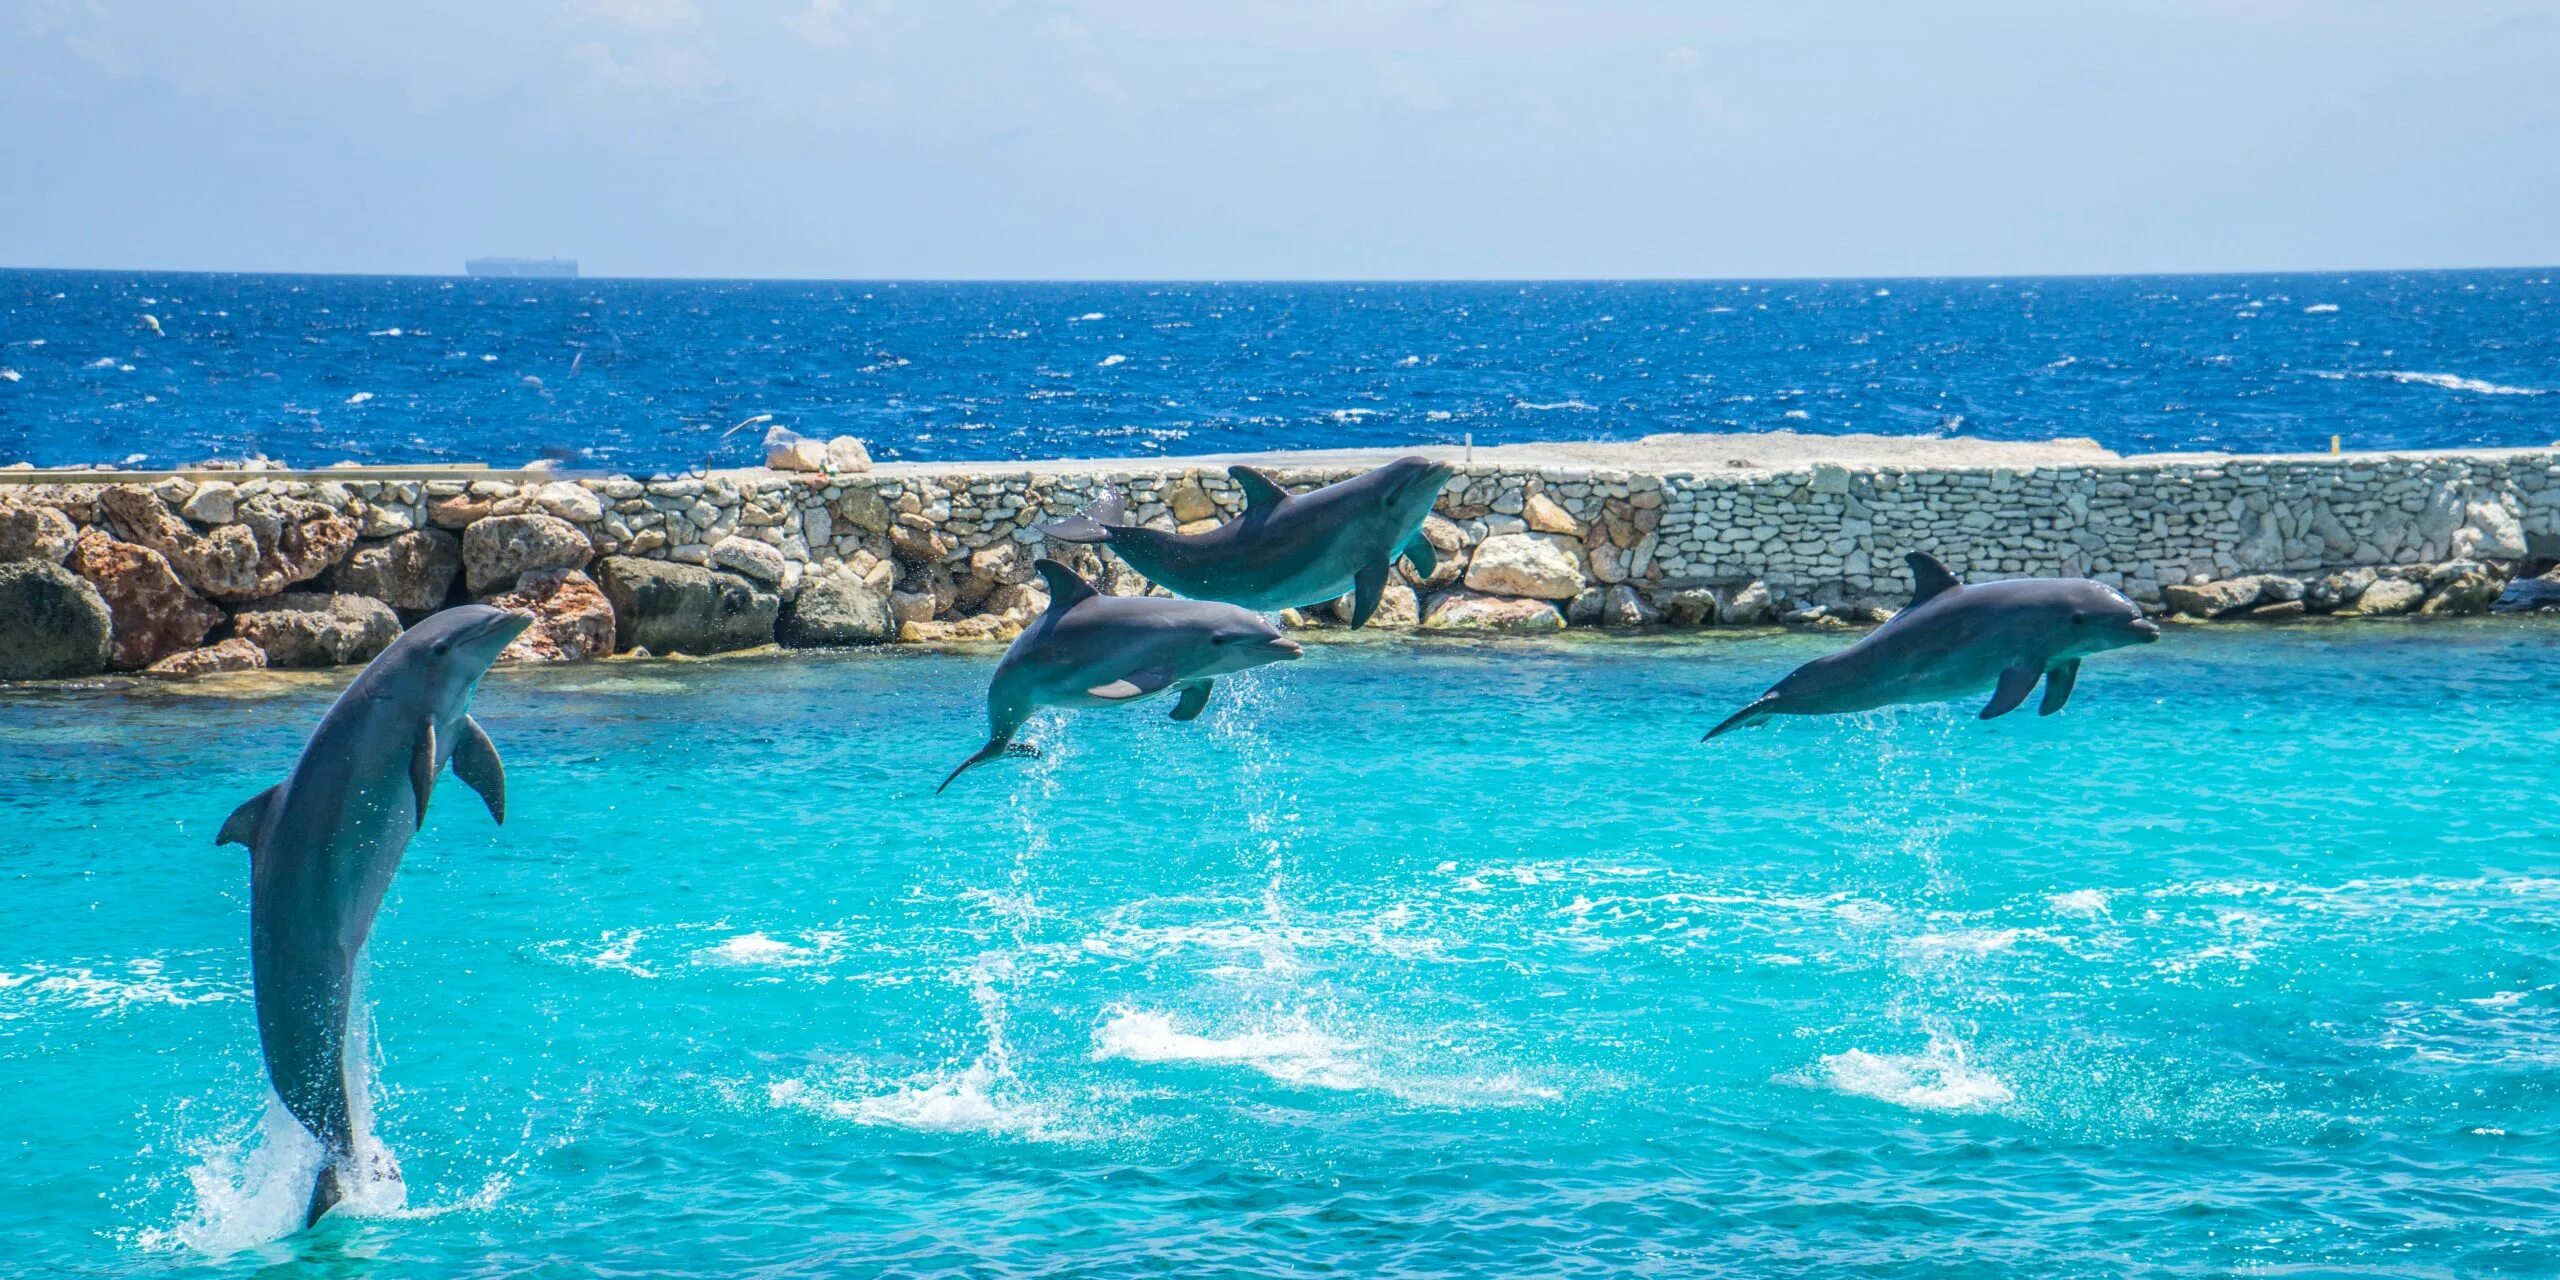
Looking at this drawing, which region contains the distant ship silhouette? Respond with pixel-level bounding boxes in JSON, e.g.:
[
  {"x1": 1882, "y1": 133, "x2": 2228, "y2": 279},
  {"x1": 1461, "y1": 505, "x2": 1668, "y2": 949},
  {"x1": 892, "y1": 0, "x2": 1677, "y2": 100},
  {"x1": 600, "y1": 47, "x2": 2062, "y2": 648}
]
[{"x1": 465, "y1": 257, "x2": 577, "y2": 279}]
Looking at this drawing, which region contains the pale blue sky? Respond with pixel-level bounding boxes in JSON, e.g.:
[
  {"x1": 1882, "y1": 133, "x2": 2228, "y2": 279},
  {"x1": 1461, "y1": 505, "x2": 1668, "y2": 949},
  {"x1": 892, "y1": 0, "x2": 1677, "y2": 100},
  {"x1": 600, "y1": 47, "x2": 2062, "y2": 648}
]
[{"x1": 5, "y1": 0, "x2": 2556, "y2": 279}]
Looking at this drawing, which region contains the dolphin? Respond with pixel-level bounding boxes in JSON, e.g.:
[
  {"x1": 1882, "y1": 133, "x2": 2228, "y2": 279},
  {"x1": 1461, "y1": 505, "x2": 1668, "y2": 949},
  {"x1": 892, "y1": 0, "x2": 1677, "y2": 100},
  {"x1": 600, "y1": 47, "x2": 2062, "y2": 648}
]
[
  {"x1": 939, "y1": 558, "x2": 1304, "y2": 791},
  {"x1": 215, "y1": 604, "x2": 531, "y2": 1228},
  {"x1": 1704, "y1": 553, "x2": 2161, "y2": 739},
  {"x1": 1037, "y1": 456, "x2": 1455, "y2": 627}
]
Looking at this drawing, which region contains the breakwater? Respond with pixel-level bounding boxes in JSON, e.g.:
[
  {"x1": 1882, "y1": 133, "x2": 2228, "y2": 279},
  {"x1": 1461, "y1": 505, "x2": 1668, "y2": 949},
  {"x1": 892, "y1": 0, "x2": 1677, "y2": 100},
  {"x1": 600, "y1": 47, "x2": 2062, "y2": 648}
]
[{"x1": 4, "y1": 434, "x2": 2557, "y2": 681}]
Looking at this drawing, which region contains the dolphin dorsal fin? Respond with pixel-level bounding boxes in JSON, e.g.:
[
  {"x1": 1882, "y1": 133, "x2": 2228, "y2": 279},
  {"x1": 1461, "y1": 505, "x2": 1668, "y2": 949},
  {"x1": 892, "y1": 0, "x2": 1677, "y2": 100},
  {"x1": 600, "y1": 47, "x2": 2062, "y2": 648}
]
[
  {"x1": 1906, "y1": 552, "x2": 1961, "y2": 606},
  {"x1": 217, "y1": 784, "x2": 279, "y2": 850},
  {"x1": 1033, "y1": 558, "x2": 1100, "y2": 611},
  {"x1": 1227, "y1": 465, "x2": 1290, "y2": 513}
]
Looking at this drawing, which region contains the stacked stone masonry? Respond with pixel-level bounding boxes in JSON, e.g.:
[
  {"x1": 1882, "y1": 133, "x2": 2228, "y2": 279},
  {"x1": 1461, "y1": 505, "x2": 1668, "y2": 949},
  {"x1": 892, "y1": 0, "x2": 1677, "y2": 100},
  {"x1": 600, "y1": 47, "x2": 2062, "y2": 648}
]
[{"x1": 3, "y1": 447, "x2": 2556, "y2": 680}]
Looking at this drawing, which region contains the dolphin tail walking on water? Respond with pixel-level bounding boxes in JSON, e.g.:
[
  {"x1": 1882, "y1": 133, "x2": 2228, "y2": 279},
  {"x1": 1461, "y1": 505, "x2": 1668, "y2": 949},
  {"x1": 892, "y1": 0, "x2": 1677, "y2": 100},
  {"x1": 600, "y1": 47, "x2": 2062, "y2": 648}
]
[
  {"x1": 1703, "y1": 551, "x2": 2160, "y2": 741},
  {"x1": 217, "y1": 605, "x2": 530, "y2": 1228}
]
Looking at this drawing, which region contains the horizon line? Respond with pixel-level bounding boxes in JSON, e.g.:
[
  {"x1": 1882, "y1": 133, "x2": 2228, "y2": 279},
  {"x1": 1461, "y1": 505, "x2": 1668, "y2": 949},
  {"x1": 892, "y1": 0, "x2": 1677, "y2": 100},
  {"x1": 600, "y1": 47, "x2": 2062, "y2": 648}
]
[{"x1": 4, "y1": 263, "x2": 2557, "y2": 287}]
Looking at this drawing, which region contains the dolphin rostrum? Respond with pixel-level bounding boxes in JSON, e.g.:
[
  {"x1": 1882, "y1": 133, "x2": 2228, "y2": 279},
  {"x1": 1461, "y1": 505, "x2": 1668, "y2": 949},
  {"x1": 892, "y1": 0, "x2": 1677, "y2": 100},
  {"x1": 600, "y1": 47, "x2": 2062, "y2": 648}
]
[
  {"x1": 216, "y1": 604, "x2": 531, "y2": 1228},
  {"x1": 1704, "y1": 553, "x2": 2161, "y2": 739},
  {"x1": 939, "y1": 558, "x2": 1304, "y2": 791},
  {"x1": 1037, "y1": 456, "x2": 1455, "y2": 627}
]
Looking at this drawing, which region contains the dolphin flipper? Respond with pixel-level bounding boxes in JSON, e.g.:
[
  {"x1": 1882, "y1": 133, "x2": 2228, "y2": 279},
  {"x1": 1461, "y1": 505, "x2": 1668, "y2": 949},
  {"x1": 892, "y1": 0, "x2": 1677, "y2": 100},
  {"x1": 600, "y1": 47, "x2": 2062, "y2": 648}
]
[
  {"x1": 1035, "y1": 492, "x2": 1129, "y2": 544},
  {"x1": 1349, "y1": 562, "x2": 1390, "y2": 629},
  {"x1": 2039, "y1": 660, "x2": 2080, "y2": 716},
  {"x1": 409, "y1": 721, "x2": 438, "y2": 821},
  {"x1": 1980, "y1": 665, "x2": 2040, "y2": 719},
  {"x1": 1227, "y1": 465, "x2": 1290, "y2": 512},
  {"x1": 1399, "y1": 533, "x2": 1437, "y2": 581},
  {"x1": 1170, "y1": 680, "x2": 1214, "y2": 721},
  {"x1": 218, "y1": 785, "x2": 278, "y2": 850},
  {"x1": 1704, "y1": 692, "x2": 1782, "y2": 741},
  {"x1": 453, "y1": 715, "x2": 506, "y2": 823},
  {"x1": 1089, "y1": 667, "x2": 1176, "y2": 700}
]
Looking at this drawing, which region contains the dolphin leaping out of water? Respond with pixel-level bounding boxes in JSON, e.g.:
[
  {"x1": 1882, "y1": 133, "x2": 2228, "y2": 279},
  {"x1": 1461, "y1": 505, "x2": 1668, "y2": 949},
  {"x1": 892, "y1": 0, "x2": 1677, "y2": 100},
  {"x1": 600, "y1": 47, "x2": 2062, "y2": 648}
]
[
  {"x1": 1704, "y1": 552, "x2": 2160, "y2": 740},
  {"x1": 1036, "y1": 456, "x2": 1455, "y2": 628},
  {"x1": 939, "y1": 559, "x2": 1304, "y2": 792},
  {"x1": 217, "y1": 604, "x2": 531, "y2": 1228}
]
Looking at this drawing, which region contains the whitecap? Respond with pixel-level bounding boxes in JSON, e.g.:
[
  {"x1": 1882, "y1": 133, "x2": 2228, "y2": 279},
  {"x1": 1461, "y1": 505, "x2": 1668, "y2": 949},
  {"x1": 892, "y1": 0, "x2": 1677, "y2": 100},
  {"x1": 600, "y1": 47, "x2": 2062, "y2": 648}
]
[
  {"x1": 2302, "y1": 303, "x2": 2339, "y2": 314},
  {"x1": 1513, "y1": 399, "x2": 1594, "y2": 412},
  {"x1": 1097, "y1": 354, "x2": 1126, "y2": 368},
  {"x1": 698, "y1": 930, "x2": 822, "y2": 967},
  {"x1": 344, "y1": 392, "x2": 373, "y2": 405},
  {"x1": 88, "y1": 356, "x2": 118, "y2": 369},
  {"x1": 1813, "y1": 1032, "x2": 2013, "y2": 1113},
  {"x1": 0, "y1": 369, "x2": 18, "y2": 382},
  {"x1": 1071, "y1": 312, "x2": 1104, "y2": 322},
  {"x1": 1325, "y1": 408, "x2": 1381, "y2": 422},
  {"x1": 1783, "y1": 409, "x2": 1810, "y2": 421}
]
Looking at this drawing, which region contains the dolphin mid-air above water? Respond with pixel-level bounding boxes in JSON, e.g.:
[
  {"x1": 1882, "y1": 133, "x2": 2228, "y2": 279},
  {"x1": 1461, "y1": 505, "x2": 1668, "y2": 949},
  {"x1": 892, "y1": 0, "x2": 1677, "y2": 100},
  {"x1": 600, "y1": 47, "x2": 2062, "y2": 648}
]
[
  {"x1": 1037, "y1": 456, "x2": 1456, "y2": 628},
  {"x1": 216, "y1": 604, "x2": 530, "y2": 1228},
  {"x1": 939, "y1": 558, "x2": 1304, "y2": 791},
  {"x1": 1705, "y1": 552, "x2": 2161, "y2": 740}
]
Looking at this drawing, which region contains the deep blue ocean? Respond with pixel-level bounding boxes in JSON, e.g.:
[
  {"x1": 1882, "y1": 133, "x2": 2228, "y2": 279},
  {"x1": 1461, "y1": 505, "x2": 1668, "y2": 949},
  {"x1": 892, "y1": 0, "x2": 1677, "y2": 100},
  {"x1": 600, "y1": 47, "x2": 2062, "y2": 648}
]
[{"x1": 3, "y1": 268, "x2": 2555, "y2": 470}]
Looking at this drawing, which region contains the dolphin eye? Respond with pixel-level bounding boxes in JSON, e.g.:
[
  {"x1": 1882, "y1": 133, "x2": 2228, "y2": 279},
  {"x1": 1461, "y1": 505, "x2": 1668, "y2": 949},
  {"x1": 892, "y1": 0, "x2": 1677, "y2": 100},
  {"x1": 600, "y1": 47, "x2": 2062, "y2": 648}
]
[{"x1": 432, "y1": 641, "x2": 451, "y2": 656}]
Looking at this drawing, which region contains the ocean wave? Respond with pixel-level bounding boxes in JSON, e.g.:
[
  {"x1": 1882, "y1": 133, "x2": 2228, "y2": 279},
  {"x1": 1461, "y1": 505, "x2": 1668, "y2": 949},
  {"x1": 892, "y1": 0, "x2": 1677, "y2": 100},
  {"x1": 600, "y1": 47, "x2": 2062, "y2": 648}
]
[
  {"x1": 345, "y1": 391, "x2": 374, "y2": 404},
  {"x1": 1512, "y1": 399, "x2": 1594, "y2": 412},
  {"x1": 2314, "y1": 370, "x2": 2547, "y2": 396},
  {"x1": 1097, "y1": 354, "x2": 1126, "y2": 368},
  {"x1": 0, "y1": 959, "x2": 240, "y2": 1018},
  {"x1": 2302, "y1": 303, "x2": 2340, "y2": 314}
]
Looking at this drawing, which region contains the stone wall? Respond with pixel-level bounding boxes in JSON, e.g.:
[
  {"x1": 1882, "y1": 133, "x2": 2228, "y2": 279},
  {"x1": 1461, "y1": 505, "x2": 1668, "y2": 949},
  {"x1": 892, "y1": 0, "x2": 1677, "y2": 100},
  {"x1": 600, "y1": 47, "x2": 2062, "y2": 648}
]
[{"x1": 4, "y1": 445, "x2": 2556, "y2": 680}]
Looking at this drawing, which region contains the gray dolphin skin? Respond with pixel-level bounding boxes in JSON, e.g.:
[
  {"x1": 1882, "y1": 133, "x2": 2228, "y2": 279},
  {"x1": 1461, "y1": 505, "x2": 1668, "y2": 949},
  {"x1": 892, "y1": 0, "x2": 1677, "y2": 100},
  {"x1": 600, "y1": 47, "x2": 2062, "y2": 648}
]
[
  {"x1": 215, "y1": 604, "x2": 531, "y2": 1228},
  {"x1": 1705, "y1": 552, "x2": 2161, "y2": 739},
  {"x1": 1037, "y1": 456, "x2": 1455, "y2": 627},
  {"x1": 939, "y1": 558, "x2": 1304, "y2": 791}
]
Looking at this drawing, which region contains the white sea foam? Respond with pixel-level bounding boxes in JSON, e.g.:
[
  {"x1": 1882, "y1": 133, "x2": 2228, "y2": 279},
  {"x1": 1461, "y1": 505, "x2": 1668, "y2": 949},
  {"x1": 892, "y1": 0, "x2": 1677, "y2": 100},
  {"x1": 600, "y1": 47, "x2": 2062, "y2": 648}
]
[
  {"x1": 1096, "y1": 354, "x2": 1126, "y2": 367},
  {"x1": 1513, "y1": 399, "x2": 1594, "y2": 412},
  {"x1": 2313, "y1": 370, "x2": 2546, "y2": 396},
  {"x1": 1783, "y1": 409, "x2": 1810, "y2": 421},
  {"x1": 2303, "y1": 303, "x2": 2339, "y2": 314},
  {"x1": 1092, "y1": 1008, "x2": 1368, "y2": 1090},
  {"x1": 770, "y1": 1064, "x2": 1061, "y2": 1137},
  {"x1": 367, "y1": 326, "x2": 405, "y2": 336},
  {"x1": 0, "y1": 959, "x2": 239, "y2": 1018},
  {"x1": 344, "y1": 391, "x2": 373, "y2": 404},
  {"x1": 1814, "y1": 1032, "x2": 2014, "y2": 1113},
  {"x1": 88, "y1": 356, "x2": 118, "y2": 368},
  {"x1": 1325, "y1": 408, "x2": 1381, "y2": 422},
  {"x1": 1071, "y1": 311, "x2": 1104, "y2": 321},
  {"x1": 701, "y1": 931, "x2": 810, "y2": 965},
  {"x1": 2047, "y1": 888, "x2": 2111, "y2": 917},
  {"x1": 0, "y1": 369, "x2": 18, "y2": 381}
]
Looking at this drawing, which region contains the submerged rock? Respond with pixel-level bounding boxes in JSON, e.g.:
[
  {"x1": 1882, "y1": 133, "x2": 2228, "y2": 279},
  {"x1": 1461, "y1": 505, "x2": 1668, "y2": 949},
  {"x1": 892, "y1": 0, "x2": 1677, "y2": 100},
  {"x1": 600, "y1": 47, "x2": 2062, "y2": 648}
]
[
  {"x1": 461, "y1": 513, "x2": 592, "y2": 594},
  {"x1": 0, "y1": 561, "x2": 113, "y2": 679},
  {"x1": 596, "y1": 555, "x2": 778, "y2": 655},
  {"x1": 0, "y1": 503, "x2": 77, "y2": 564},
  {"x1": 67, "y1": 529, "x2": 224, "y2": 669},
  {"x1": 145, "y1": 637, "x2": 268, "y2": 679},
  {"x1": 778, "y1": 569, "x2": 896, "y2": 646},
  {"x1": 331, "y1": 528, "x2": 462, "y2": 614},
  {"x1": 488, "y1": 568, "x2": 615, "y2": 663},
  {"x1": 1421, "y1": 589, "x2": 1566, "y2": 632},
  {"x1": 1463, "y1": 533, "x2": 1585, "y2": 600}
]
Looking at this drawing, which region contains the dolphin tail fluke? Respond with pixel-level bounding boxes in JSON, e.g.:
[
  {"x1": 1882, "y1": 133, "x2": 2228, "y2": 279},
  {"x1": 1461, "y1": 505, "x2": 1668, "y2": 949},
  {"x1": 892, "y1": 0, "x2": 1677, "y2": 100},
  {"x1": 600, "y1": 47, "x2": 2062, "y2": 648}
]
[
  {"x1": 937, "y1": 737, "x2": 1040, "y2": 793},
  {"x1": 304, "y1": 1159, "x2": 345, "y2": 1228},
  {"x1": 1035, "y1": 491, "x2": 1128, "y2": 544},
  {"x1": 1704, "y1": 693, "x2": 1782, "y2": 741}
]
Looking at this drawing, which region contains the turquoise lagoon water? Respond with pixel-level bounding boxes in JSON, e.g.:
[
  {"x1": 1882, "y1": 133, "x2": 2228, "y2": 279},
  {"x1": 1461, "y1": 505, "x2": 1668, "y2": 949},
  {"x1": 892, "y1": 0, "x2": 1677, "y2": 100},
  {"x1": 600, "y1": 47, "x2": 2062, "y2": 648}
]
[{"x1": 4, "y1": 624, "x2": 2559, "y2": 1277}]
